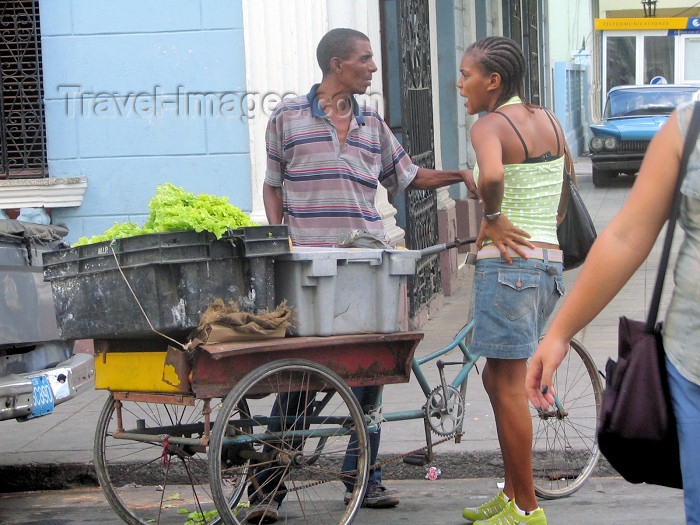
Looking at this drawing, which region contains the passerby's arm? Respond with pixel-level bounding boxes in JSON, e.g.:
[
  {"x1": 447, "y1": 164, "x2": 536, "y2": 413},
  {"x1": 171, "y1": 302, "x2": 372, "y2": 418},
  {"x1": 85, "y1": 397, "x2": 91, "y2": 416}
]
[
  {"x1": 527, "y1": 112, "x2": 683, "y2": 408},
  {"x1": 263, "y1": 182, "x2": 284, "y2": 225}
]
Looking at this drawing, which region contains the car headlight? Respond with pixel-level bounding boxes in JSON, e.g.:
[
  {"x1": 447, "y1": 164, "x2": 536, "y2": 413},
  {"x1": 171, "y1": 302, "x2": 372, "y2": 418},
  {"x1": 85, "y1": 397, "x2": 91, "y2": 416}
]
[
  {"x1": 603, "y1": 137, "x2": 617, "y2": 150},
  {"x1": 590, "y1": 137, "x2": 604, "y2": 152}
]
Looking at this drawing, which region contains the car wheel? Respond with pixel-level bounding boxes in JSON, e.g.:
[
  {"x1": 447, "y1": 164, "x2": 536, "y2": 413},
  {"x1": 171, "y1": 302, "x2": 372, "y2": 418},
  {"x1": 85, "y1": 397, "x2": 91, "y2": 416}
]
[{"x1": 592, "y1": 167, "x2": 616, "y2": 187}]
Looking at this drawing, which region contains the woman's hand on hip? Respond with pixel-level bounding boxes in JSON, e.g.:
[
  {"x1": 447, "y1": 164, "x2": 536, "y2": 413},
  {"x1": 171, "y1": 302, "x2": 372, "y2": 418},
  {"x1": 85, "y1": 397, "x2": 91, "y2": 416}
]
[{"x1": 477, "y1": 214, "x2": 534, "y2": 264}]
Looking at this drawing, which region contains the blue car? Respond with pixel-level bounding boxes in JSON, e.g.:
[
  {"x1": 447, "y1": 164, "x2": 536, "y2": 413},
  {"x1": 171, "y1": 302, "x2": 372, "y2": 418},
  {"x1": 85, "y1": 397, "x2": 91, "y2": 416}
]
[{"x1": 589, "y1": 84, "x2": 700, "y2": 186}]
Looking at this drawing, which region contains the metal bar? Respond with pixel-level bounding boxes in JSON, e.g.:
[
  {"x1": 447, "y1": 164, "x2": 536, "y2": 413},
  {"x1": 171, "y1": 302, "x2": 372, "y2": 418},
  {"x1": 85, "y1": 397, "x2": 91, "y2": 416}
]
[
  {"x1": 201, "y1": 398, "x2": 211, "y2": 445},
  {"x1": 112, "y1": 391, "x2": 196, "y2": 406},
  {"x1": 114, "y1": 431, "x2": 200, "y2": 446},
  {"x1": 416, "y1": 321, "x2": 473, "y2": 364},
  {"x1": 379, "y1": 409, "x2": 426, "y2": 423},
  {"x1": 220, "y1": 426, "x2": 356, "y2": 446},
  {"x1": 449, "y1": 360, "x2": 476, "y2": 391},
  {"x1": 411, "y1": 358, "x2": 432, "y2": 397},
  {"x1": 118, "y1": 421, "x2": 210, "y2": 437},
  {"x1": 416, "y1": 345, "x2": 456, "y2": 366}
]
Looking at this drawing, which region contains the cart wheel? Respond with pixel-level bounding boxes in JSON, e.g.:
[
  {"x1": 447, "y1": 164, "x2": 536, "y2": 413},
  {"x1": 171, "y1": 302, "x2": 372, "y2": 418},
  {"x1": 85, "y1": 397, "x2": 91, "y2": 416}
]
[
  {"x1": 209, "y1": 358, "x2": 370, "y2": 525},
  {"x1": 531, "y1": 338, "x2": 603, "y2": 499},
  {"x1": 94, "y1": 394, "x2": 250, "y2": 525}
]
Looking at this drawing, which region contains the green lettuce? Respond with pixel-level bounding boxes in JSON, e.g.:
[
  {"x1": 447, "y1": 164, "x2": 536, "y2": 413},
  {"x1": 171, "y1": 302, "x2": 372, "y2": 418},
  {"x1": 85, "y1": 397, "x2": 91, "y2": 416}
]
[{"x1": 73, "y1": 183, "x2": 256, "y2": 246}]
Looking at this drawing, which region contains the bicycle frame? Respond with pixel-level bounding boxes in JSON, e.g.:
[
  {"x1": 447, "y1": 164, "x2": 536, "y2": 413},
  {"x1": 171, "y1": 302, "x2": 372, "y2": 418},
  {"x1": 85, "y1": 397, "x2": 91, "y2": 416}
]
[
  {"x1": 373, "y1": 321, "x2": 566, "y2": 427},
  {"x1": 378, "y1": 320, "x2": 478, "y2": 425}
]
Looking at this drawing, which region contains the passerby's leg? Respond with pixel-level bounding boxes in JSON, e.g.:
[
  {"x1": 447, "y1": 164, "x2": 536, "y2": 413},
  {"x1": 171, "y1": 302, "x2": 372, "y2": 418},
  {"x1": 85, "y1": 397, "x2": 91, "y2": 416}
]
[
  {"x1": 483, "y1": 357, "x2": 537, "y2": 511},
  {"x1": 248, "y1": 392, "x2": 293, "y2": 505},
  {"x1": 340, "y1": 385, "x2": 397, "y2": 507},
  {"x1": 341, "y1": 385, "x2": 382, "y2": 491},
  {"x1": 249, "y1": 390, "x2": 314, "y2": 506},
  {"x1": 667, "y1": 358, "x2": 700, "y2": 525}
]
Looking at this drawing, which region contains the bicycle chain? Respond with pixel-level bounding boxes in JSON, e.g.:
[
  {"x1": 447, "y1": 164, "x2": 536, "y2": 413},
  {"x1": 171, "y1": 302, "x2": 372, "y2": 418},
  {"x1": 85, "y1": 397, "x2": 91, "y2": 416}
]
[
  {"x1": 370, "y1": 432, "x2": 462, "y2": 469},
  {"x1": 275, "y1": 432, "x2": 462, "y2": 495}
]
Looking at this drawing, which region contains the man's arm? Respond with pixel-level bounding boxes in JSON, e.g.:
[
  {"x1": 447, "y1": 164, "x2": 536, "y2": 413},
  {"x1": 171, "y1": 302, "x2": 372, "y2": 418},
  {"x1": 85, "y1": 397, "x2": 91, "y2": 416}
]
[
  {"x1": 263, "y1": 182, "x2": 284, "y2": 225},
  {"x1": 410, "y1": 167, "x2": 478, "y2": 198}
]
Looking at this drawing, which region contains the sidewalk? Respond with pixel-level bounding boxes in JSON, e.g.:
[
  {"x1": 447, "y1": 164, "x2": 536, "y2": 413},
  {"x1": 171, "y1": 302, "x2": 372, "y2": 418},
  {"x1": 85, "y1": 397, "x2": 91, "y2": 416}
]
[{"x1": 0, "y1": 159, "x2": 657, "y2": 491}]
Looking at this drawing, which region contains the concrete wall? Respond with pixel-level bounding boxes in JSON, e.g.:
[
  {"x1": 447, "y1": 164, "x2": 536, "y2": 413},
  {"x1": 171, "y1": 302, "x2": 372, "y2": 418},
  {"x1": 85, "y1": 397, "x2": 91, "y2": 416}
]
[
  {"x1": 40, "y1": 0, "x2": 250, "y2": 244},
  {"x1": 546, "y1": 0, "x2": 593, "y2": 64},
  {"x1": 553, "y1": 62, "x2": 590, "y2": 157}
]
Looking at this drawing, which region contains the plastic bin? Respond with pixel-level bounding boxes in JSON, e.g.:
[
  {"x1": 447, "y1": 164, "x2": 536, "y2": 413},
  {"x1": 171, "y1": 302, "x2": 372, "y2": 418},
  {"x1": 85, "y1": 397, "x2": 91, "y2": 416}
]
[
  {"x1": 42, "y1": 228, "x2": 288, "y2": 340},
  {"x1": 274, "y1": 247, "x2": 421, "y2": 336},
  {"x1": 225, "y1": 225, "x2": 290, "y2": 257}
]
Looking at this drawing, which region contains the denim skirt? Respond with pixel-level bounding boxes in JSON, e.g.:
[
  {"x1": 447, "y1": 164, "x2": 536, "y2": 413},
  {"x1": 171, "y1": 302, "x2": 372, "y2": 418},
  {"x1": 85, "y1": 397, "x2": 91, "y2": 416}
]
[{"x1": 466, "y1": 253, "x2": 564, "y2": 359}]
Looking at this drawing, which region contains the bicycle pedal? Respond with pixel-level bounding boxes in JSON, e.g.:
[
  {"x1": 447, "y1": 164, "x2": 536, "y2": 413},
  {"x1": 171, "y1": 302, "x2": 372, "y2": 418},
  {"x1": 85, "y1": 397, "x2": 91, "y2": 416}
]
[{"x1": 403, "y1": 452, "x2": 431, "y2": 466}]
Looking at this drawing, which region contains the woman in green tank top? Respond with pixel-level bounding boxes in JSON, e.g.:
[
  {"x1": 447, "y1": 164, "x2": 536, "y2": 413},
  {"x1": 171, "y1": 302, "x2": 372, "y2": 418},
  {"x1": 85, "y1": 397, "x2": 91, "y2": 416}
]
[{"x1": 455, "y1": 36, "x2": 575, "y2": 525}]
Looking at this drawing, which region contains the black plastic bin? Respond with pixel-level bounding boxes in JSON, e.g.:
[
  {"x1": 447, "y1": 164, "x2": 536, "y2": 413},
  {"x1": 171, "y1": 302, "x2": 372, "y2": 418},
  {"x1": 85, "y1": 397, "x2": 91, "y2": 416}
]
[{"x1": 42, "y1": 227, "x2": 289, "y2": 341}]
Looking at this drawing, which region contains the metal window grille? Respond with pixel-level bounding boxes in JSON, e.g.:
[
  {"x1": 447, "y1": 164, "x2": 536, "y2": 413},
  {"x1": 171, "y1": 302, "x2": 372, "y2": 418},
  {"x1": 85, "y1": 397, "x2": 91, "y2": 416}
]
[
  {"x1": 398, "y1": 0, "x2": 442, "y2": 318},
  {"x1": 0, "y1": 0, "x2": 48, "y2": 179}
]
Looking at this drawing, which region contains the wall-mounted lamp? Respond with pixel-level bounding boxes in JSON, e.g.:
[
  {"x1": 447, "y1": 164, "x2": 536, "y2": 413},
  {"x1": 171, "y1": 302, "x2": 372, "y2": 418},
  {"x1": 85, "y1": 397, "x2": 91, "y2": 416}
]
[{"x1": 642, "y1": 0, "x2": 657, "y2": 17}]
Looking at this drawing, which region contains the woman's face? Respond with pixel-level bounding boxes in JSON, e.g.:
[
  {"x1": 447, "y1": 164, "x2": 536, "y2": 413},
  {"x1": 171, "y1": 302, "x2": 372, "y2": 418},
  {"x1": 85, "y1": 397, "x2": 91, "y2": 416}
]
[{"x1": 456, "y1": 51, "x2": 492, "y2": 115}]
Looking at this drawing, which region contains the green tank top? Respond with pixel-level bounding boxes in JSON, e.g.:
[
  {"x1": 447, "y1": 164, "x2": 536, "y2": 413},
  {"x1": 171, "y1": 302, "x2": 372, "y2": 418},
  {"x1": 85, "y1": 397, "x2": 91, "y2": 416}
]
[{"x1": 473, "y1": 97, "x2": 564, "y2": 245}]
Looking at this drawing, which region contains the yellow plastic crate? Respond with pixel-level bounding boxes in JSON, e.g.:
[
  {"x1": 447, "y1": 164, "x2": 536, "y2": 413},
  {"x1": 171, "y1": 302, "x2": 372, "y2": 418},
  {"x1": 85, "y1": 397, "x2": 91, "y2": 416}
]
[{"x1": 95, "y1": 351, "x2": 189, "y2": 393}]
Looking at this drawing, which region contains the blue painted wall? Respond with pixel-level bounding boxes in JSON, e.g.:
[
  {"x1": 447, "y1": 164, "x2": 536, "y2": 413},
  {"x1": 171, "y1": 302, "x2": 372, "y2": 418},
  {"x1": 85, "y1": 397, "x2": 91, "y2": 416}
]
[{"x1": 39, "y1": 0, "x2": 250, "y2": 243}]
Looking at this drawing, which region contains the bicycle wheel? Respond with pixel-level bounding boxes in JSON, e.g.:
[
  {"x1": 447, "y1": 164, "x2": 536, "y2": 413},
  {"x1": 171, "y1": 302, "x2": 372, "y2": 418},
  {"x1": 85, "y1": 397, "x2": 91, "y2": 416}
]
[
  {"x1": 94, "y1": 394, "x2": 249, "y2": 525},
  {"x1": 532, "y1": 338, "x2": 603, "y2": 499},
  {"x1": 209, "y1": 358, "x2": 370, "y2": 525}
]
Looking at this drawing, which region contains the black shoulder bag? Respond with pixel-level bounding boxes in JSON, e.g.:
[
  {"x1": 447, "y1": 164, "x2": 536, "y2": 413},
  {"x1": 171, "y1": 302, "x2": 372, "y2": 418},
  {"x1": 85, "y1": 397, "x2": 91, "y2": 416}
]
[
  {"x1": 556, "y1": 148, "x2": 597, "y2": 270},
  {"x1": 597, "y1": 101, "x2": 700, "y2": 489}
]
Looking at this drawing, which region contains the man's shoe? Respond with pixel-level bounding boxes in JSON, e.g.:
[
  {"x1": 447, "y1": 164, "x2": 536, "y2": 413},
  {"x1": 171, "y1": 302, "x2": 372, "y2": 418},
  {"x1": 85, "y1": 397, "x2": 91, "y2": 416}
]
[
  {"x1": 473, "y1": 501, "x2": 547, "y2": 525},
  {"x1": 362, "y1": 482, "x2": 400, "y2": 508},
  {"x1": 462, "y1": 490, "x2": 510, "y2": 522},
  {"x1": 245, "y1": 497, "x2": 280, "y2": 524}
]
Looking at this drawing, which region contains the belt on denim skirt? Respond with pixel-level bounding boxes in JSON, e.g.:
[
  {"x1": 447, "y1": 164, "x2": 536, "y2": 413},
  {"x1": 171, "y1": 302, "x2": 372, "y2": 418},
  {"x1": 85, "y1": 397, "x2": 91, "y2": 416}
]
[{"x1": 476, "y1": 245, "x2": 564, "y2": 264}]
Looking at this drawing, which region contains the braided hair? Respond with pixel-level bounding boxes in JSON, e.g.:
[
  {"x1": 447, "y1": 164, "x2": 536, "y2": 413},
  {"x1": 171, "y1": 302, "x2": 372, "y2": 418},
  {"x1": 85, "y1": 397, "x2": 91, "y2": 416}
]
[{"x1": 466, "y1": 36, "x2": 533, "y2": 111}]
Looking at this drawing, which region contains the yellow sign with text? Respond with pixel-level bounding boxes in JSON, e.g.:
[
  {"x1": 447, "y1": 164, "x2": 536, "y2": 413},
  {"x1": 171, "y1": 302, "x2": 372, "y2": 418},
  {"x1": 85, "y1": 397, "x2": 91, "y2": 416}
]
[{"x1": 595, "y1": 18, "x2": 688, "y2": 31}]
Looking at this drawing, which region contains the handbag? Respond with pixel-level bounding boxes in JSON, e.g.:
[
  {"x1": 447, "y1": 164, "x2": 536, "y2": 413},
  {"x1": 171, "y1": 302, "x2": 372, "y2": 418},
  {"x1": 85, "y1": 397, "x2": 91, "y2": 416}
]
[
  {"x1": 597, "y1": 101, "x2": 700, "y2": 490},
  {"x1": 556, "y1": 152, "x2": 597, "y2": 270}
]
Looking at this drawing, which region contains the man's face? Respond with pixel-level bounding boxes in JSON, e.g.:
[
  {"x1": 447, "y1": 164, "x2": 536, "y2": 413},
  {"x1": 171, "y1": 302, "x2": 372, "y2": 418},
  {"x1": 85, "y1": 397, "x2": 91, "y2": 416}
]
[{"x1": 336, "y1": 39, "x2": 378, "y2": 95}]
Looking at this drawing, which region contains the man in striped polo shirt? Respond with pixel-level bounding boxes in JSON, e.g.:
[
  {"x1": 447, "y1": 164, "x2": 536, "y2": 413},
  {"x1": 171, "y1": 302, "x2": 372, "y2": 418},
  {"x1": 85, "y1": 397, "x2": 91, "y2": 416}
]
[
  {"x1": 247, "y1": 28, "x2": 475, "y2": 523},
  {"x1": 263, "y1": 29, "x2": 474, "y2": 246}
]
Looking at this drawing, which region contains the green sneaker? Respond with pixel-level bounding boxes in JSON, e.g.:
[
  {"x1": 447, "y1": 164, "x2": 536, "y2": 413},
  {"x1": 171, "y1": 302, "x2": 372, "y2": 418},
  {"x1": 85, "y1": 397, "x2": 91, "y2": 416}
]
[
  {"x1": 473, "y1": 501, "x2": 547, "y2": 525},
  {"x1": 462, "y1": 491, "x2": 510, "y2": 522}
]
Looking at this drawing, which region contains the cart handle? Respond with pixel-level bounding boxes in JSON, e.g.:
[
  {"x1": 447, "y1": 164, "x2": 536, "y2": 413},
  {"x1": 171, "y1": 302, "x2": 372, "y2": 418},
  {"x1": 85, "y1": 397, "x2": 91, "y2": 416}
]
[{"x1": 419, "y1": 237, "x2": 477, "y2": 258}]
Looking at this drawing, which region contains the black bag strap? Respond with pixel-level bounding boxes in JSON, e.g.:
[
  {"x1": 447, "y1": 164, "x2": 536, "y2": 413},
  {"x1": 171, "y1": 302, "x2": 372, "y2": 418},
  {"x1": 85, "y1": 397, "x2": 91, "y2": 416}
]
[{"x1": 646, "y1": 101, "x2": 700, "y2": 332}]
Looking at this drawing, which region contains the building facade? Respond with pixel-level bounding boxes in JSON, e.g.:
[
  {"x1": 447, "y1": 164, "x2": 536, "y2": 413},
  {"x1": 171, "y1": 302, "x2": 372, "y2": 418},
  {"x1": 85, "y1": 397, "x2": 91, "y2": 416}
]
[
  {"x1": 593, "y1": 1, "x2": 700, "y2": 115},
  {"x1": 2, "y1": 0, "x2": 590, "y2": 325}
]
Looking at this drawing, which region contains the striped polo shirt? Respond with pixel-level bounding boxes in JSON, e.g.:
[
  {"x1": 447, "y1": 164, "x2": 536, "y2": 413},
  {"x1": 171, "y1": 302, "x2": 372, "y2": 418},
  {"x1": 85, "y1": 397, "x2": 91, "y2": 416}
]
[{"x1": 264, "y1": 84, "x2": 418, "y2": 247}]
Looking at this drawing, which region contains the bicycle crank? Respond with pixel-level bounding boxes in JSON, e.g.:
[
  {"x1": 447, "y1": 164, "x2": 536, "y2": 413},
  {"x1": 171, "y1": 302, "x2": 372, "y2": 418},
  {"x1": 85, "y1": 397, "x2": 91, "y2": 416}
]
[{"x1": 425, "y1": 384, "x2": 465, "y2": 436}]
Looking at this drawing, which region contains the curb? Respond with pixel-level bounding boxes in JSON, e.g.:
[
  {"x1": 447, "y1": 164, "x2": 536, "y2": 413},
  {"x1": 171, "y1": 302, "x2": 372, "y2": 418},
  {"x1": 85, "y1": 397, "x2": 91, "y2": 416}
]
[{"x1": 0, "y1": 452, "x2": 617, "y2": 493}]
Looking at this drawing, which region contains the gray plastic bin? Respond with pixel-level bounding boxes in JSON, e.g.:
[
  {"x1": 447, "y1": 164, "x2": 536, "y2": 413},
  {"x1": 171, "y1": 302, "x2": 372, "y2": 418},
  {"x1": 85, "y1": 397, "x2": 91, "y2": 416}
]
[
  {"x1": 42, "y1": 228, "x2": 288, "y2": 340},
  {"x1": 274, "y1": 248, "x2": 421, "y2": 336}
]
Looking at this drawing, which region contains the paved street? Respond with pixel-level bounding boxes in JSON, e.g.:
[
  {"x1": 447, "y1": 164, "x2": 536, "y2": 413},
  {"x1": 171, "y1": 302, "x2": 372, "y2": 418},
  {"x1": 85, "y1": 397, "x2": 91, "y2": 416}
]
[
  {"x1": 0, "y1": 477, "x2": 685, "y2": 524},
  {"x1": 0, "y1": 159, "x2": 688, "y2": 523}
]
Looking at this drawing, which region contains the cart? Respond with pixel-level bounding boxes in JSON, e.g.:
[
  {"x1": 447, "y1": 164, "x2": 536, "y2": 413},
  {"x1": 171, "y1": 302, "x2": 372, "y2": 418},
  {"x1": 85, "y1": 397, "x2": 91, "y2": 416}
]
[
  {"x1": 44, "y1": 230, "x2": 602, "y2": 525},
  {"x1": 92, "y1": 333, "x2": 423, "y2": 525}
]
